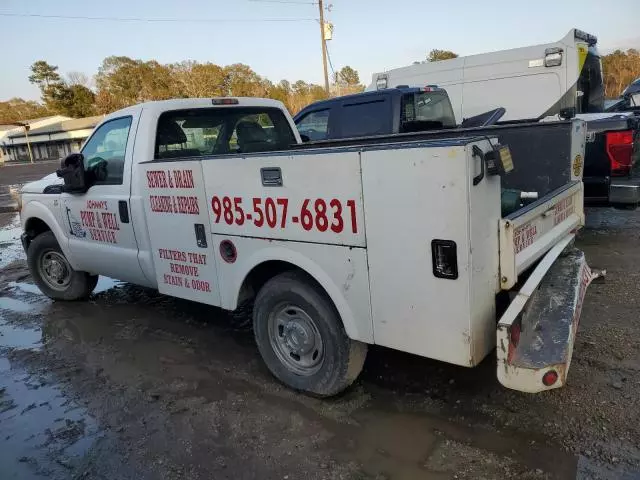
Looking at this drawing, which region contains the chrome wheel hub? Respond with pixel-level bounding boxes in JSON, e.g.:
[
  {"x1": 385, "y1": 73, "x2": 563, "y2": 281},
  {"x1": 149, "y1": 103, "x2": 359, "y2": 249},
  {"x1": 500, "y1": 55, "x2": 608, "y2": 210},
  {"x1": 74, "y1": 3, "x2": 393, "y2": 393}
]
[
  {"x1": 268, "y1": 304, "x2": 324, "y2": 376},
  {"x1": 39, "y1": 251, "x2": 71, "y2": 291}
]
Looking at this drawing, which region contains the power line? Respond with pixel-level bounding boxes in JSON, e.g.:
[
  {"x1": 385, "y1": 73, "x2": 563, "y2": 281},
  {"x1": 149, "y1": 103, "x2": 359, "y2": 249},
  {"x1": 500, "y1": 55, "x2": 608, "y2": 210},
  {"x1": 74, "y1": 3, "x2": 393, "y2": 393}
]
[
  {"x1": 0, "y1": 12, "x2": 315, "y2": 23},
  {"x1": 325, "y1": 42, "x2": 337, "y2": 80}
]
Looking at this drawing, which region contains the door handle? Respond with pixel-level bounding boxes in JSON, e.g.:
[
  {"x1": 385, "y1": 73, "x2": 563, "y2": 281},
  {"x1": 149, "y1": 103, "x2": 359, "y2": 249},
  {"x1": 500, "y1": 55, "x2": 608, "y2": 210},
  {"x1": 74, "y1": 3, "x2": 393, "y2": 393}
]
[
  {"x1": 261, "y1": 167, "x2": 282, "y2": 187},
  {"x1": 194, "y1": 223, "x2": 207, "y2": 248},
  {"x1": 118, "y1": 200, "x2": 130, "y2": 223}
]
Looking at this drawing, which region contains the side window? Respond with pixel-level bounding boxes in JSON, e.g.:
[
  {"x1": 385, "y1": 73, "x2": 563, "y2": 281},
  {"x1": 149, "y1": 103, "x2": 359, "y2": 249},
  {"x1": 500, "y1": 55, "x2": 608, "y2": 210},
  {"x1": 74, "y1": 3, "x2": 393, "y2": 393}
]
[
  {"x1": 339, "y1": 100, "x2": 389, "y2": 138},
  {"x1": 81, "y1": 117, "x2": 132, "y2": 185},
  {"x1": 295, "y1": 109, "x2": 331, "y2": 141}
]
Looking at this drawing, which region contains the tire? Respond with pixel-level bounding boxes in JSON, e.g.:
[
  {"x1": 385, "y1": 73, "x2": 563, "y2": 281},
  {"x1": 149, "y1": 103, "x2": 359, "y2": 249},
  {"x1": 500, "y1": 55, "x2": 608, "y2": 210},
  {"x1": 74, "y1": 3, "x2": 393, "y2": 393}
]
[
  {"x1": 253, "y1": 270, "x2": 367, "y2": 397},
  {"x1": 27, "y1": 231, "x2": 99, "y2": 301}
]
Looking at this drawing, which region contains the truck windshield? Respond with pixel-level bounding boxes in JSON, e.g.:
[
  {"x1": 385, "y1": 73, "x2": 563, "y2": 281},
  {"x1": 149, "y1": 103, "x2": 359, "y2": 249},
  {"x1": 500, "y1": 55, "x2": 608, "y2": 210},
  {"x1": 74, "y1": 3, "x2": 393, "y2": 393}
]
[
  {"x1": 401, "y1": 91, "x2": 456, "y2": 132},
  {"x1": 154, "y1": 107, "x2": 296, "y2": 159}
]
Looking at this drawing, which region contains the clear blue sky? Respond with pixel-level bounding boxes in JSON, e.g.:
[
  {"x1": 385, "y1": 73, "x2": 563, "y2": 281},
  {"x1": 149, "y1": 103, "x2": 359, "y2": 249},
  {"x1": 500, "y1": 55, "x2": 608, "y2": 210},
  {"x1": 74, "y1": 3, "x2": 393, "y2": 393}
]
[{"x1": 1, "y1": 0, "x2": 638, "y2": 101}]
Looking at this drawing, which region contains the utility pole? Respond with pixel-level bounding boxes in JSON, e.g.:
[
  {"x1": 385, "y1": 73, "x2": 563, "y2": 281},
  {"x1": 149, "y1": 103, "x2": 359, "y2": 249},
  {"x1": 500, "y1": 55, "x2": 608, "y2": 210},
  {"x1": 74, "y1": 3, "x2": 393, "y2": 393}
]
[
  {"x1": 318, "y1": 0, "x2": 330, "y2": 94},
  {"x1": 24, "y1": 125, "x2": 34, "y2": 164}
]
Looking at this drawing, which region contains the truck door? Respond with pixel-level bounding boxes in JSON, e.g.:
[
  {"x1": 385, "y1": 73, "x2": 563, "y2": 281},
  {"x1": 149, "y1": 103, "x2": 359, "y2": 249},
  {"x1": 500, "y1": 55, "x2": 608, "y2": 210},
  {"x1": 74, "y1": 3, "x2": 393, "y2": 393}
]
[
  {"x1": 134, "y1": 107, "x2": 229, "y2": 306},
  {"x1": 60, "y1": 114, "x2": 148, "y2": 286},
  {"x1": 140, "y1": 160, "x2": 221, "y2": 306}
]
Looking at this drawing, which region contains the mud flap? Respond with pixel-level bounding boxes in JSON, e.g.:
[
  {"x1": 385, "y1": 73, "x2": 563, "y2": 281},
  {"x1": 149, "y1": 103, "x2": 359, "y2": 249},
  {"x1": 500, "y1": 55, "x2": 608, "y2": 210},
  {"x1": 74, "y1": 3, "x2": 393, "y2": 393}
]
[{"x1": 497, "y1": 234, "x2": 599, "y2": 393}]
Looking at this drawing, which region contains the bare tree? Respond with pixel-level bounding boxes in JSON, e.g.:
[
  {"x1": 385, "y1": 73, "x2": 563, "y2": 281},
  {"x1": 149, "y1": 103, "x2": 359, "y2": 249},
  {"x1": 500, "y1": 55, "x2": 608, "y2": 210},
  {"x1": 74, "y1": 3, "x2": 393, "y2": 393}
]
[{"x1": 67, "y1": 71, "x2": 93, "y2": 89}]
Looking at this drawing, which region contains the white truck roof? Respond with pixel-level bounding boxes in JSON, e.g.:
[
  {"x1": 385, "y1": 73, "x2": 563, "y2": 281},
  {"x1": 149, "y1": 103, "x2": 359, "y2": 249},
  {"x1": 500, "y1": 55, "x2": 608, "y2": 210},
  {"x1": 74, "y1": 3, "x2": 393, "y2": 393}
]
[{"x1": 103, "y1": 97, "x2": 288, "y2": 123}]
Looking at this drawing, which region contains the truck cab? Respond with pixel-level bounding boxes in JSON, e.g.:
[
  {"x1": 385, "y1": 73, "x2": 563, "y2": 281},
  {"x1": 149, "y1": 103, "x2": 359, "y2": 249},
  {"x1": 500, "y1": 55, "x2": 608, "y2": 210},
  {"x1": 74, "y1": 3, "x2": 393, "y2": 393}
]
[
  {"x1": 21, "y1": 98, "x2": 301, "y2": 291},
  {"x1": 294, "y1": 86, "x2": 457, "y2": 141}
]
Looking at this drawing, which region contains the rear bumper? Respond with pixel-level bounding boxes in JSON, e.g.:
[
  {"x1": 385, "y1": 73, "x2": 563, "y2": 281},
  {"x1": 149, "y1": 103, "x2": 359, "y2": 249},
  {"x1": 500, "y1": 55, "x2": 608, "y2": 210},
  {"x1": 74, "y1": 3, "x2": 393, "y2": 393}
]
[
  {"x1": 497, "y1": 236, "x2": 598, "y2": 393},
  {"x1": 610, "y1": 178, "x2": 640, "y2": 205}
]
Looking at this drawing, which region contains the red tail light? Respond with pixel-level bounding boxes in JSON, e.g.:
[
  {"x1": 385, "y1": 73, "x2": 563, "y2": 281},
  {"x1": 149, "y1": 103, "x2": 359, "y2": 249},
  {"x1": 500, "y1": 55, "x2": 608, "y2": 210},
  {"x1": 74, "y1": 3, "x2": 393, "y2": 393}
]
[
  {"x1": 542, "y1": 370, "x2": 559, "y2": 387},
  {"x1": 606, "y1": 130, "x2": 633, "y2": 176},
  {"x1": 510, "y1": 322, "x2": 521, "y2": 347},
  {"x1": 506, "y1": 320, "x2": 521, "y2": 364}
]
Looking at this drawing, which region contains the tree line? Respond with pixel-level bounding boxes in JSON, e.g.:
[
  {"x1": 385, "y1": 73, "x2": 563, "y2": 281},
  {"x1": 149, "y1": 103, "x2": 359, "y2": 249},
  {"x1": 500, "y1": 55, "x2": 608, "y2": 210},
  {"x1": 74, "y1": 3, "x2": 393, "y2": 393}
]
[
  {"x1": 0, "y1": 58, "x2": 364, "y2": 124},
  {"x1": 602, "y1": 49, "x2": 640, "y2": 98},
  {"x1": 2, "y1": 47, "x2": 639, "y2": 124}
]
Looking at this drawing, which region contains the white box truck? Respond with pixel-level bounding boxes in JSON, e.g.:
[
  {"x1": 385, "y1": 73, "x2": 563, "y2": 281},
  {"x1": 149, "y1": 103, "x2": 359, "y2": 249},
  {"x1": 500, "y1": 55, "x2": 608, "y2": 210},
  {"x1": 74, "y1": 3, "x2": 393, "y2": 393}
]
[{"x1": 369, "y1": 28, "x2": 604, "y2": 123}]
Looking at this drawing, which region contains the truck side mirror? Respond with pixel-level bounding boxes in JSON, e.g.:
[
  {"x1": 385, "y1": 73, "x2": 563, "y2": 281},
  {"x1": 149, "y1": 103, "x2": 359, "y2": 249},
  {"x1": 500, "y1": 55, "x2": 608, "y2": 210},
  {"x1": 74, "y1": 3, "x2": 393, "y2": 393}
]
[{"x1": 56, "y1": 153, "x2": 88, "y2": 193}]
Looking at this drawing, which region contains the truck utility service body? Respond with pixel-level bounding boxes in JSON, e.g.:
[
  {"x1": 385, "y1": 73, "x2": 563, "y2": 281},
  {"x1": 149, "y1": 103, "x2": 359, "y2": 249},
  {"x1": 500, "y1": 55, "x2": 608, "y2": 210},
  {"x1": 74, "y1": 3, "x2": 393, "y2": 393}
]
[{"x1": 19, "y1": 98, "x2": 595, "y2": 396}]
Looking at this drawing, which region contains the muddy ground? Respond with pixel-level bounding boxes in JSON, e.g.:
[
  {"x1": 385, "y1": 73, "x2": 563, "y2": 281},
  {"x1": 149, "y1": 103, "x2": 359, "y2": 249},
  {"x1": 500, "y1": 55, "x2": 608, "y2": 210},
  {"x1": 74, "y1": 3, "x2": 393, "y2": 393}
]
[{"x1": 1, "y1": 164, "x2": 640, "y2": 479}]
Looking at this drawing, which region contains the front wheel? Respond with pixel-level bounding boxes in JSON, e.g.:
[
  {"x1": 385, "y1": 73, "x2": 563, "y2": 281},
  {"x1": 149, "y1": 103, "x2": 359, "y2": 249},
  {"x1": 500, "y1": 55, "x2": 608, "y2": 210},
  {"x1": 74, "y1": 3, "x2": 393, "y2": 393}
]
[
  {"x1": 27, "y1": 231, "x2": 98, "y2": 301},
  {"x1": 253, "y1": 271, "x2": 367, "y2": 397}
]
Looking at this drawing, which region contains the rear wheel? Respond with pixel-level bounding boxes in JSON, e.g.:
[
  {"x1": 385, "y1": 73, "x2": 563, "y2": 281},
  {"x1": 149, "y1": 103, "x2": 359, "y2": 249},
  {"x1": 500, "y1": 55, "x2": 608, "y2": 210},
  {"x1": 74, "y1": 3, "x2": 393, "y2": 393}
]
[
  {"x1": 253, "y1": 271, "x2": 367, "y2": 397},
  {"x1": 27, "y1": 232, "x2": 98, "y2": 301}
]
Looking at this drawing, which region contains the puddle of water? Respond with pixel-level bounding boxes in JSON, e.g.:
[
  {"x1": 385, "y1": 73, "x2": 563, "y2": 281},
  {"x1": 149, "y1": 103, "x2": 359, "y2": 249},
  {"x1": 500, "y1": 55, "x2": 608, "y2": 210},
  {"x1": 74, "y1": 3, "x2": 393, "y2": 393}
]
[
  {"x1": 0, "y1": 321, "x2": 42, "y2": 350},
  {"x1": 0, "y1": 297, "x2": 39, "y2": 314},
  {"x1": 8, "y1": 275, "x2": 120, "y2": 297},
  {"x1": 348, "y1": 412, "x2": 440, "y2": 479},
  {"x1": 0, "y1": 215, "x2": 24, "y2": 269},
  {"x1": 8, "y1": 282, "x2": 43, "y2": 296},
  {"x1": 0, "y1": 363, "x2": 101, "y2": 478},
  {"x1": 94, "y1": 277, "x2": 123, "y2": 294},
  {"x1": 334, "y1": 408, "x2": 578, "y2": 480}
]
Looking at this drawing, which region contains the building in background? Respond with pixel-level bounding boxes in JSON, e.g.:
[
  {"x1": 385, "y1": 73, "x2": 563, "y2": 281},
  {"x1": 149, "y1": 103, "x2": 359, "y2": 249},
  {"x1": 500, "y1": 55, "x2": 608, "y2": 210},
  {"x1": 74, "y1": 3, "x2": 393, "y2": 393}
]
[
  {"x1": 1, "y1": 115, "x2": 103, "y2": 163},
  {"x1": 0, "y1": 125, "x2": 16, "y2": 163},
  {"x1": 1, "y1": 116, "x2": 71, "y2": 164}
]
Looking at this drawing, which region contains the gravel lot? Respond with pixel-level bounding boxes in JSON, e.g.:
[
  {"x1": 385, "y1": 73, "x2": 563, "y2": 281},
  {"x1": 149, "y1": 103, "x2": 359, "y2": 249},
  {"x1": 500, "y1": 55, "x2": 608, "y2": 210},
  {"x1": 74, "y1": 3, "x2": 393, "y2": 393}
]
[{"x1": 1, "y1": 163, "x2": 639, "y2": 479}]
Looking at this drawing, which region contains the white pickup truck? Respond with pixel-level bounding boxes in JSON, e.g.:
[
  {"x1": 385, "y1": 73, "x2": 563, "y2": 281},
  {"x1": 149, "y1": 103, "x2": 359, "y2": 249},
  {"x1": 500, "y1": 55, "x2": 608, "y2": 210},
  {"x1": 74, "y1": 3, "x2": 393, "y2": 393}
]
[{"x1": 18, "y1": 98, "x2": 596, "y2": 396}]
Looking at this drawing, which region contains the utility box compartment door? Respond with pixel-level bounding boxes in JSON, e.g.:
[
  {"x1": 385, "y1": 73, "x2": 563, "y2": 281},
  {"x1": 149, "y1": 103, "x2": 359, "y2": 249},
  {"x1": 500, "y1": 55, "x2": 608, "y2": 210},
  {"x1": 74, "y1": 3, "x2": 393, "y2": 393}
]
[
  {"x1": 201, "y1": 151, "x2": 365, "y2": 247},
  {"x1": 361, "y1": 140, "x2": 501, "y2": 367},
  {"x1": 141, "y1": 161, "x2": 221, "y2": 306}
]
